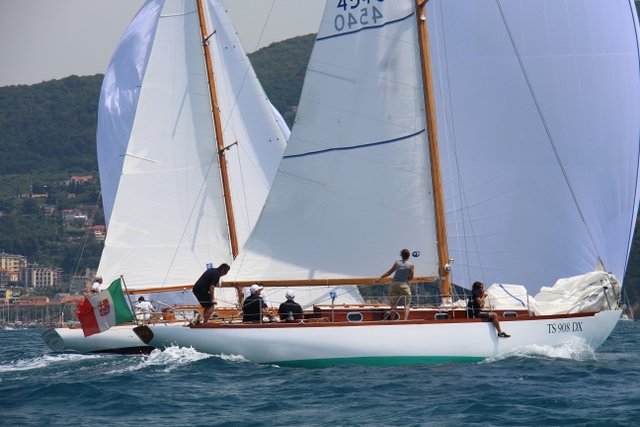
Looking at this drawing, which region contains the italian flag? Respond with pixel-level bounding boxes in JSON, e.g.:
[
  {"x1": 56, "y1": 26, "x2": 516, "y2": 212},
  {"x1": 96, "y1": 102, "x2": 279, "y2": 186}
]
[{"x1": 76, "y1": 278, "x2": 134, "y2": 337}]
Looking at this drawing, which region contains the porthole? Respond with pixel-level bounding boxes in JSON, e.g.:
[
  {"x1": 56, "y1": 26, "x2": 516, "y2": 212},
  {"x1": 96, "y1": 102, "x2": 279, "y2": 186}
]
[{"x1": 347, "y1": 312, "x2": 363, "y2": 322}]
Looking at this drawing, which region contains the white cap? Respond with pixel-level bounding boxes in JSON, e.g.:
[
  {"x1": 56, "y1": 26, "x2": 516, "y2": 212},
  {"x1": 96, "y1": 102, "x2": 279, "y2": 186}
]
[
  {"x1": 250, "y1": 284, "x2": 263, "y2": 294},
  {"x1": 285, "y1": 289, "x2": 295, "y2": 300}
]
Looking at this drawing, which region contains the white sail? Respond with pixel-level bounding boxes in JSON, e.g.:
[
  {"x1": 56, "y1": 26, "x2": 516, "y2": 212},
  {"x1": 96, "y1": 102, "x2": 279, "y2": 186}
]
[
  {"x1": 427, "y1": 0, "x2": 640, "y2": 293},
  {"x1": 96, "y1": 0, "x2": 287, "y2": 291},
  {"x1": 228, "y1": 0, "x2": 441, "y2": 283},
  {"x1": 97, "y1": 0, "x2": 164, "y2": 226}
]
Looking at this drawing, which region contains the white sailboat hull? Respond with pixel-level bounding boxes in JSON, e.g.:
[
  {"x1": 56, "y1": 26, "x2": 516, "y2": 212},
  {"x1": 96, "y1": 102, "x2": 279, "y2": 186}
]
[
  {"x1": 143, "y1": 310, "x2": 621, "y2": 367},
  {"x1": 42, "y1": 325, "x2": 154, "y2": 355}
]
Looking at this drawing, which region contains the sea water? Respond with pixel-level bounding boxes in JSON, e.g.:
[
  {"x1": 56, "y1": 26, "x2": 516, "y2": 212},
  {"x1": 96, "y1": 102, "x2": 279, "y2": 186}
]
[{"x1": 1, "y1": 321, "x2": 639, "y2": 427}]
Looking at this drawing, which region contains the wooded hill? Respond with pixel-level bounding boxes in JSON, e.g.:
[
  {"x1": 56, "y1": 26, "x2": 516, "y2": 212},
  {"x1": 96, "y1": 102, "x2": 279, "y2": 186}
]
[{"x1": 0, "y1": 34, "x2": 638, "y2": 317}]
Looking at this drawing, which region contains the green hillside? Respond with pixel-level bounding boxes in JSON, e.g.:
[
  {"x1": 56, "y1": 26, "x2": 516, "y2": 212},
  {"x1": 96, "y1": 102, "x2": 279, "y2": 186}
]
[{"x1": 0, "y1": 75, "x2": 103, "y2": 177}]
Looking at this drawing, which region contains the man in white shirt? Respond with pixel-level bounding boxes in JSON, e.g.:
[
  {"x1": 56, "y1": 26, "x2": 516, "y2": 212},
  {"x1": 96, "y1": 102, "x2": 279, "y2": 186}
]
[
  {"x1": 91, "y1": 277, "x2": 103, "y2": 294},
  {"x1": 134, "y1": 296, "x2": 155, "y2": 321}
]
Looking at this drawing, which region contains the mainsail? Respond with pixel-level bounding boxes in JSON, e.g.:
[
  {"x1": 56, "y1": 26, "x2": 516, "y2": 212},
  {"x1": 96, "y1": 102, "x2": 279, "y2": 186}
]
[
  {"x1": 96, "y1": 0, "x2": 287, "y2": 292},
  {"x1": 228, "y1": 1, "x2": 441, "y2": 284}
]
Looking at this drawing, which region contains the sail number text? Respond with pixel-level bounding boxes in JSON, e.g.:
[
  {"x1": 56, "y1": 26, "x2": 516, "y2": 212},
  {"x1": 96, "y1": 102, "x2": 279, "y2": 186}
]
[
  {"x1": 334, "y1": 0, "x2": 384, "y2": 32},
  {"x1": 547, "y1": 321, "x2": 583, "y2": 333}
]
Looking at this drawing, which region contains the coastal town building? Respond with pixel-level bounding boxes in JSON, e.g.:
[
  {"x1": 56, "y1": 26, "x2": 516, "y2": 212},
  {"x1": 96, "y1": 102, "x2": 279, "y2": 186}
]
[
  {"x1": 0, "y1": 268, "x2": 19, "y2": 287},
  {"x1": 19, "y1": 264, "x2": 63, "y2": 288},
  {"x1": 61, "y1": 209, "x2": 87, "y2": 222},
  {"x1": 0, "y1": 253, "x2": 28, "y2": 272}
]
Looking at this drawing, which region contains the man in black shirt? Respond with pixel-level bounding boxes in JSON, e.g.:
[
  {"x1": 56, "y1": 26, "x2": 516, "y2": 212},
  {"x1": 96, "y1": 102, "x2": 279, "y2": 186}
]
[
  {"x1": 278, "y1": 289, "x2": 303, "y2": 321},
  {"x1": 242, "y1": 284, "x2": 269, "y2": 322},
  {"x1": 193, "y1": 263, "x2": 230, "y2": 323}
]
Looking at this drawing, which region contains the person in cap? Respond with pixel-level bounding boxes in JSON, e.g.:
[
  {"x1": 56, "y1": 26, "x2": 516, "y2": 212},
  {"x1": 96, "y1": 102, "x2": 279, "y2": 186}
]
[
  {"x1": 241, "y1": 285, "x2": 271, "y2": 307},
  {"x1": 90, "y1": 276, "x2": 103, "y2": 294},
  {"x1": 134, "y1": 296, "x2": 155, "y2": 322},
  {"x1": 278, "y1": 289, "x2": 303, "y2": 321},
  {"x1": 242, "y1": 284, "x2": 270, "y2": 323},
  {"x1": 193, "y1": 263, "x2": 230, "y2": 323}
]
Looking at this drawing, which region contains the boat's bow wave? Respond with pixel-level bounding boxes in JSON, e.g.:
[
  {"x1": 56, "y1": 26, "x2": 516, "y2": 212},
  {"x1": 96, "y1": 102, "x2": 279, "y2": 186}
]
[
  {"x1": 484, "y1": 337, "x2": 597, "y2": 364},
  {"x1": 140, "y1": 345, "x2": 249, "y2": 369},
  {"x1": 128, "y1": 346, "x2": 213, "y2": 373}
]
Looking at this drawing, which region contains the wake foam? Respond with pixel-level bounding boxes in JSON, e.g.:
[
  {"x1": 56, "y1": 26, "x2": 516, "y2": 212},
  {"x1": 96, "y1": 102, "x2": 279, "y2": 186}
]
[
  {"x1": 106, "y1": 345, "x2": 250, "y2": 374},
  {"x1": 216, "y1": 353, "x2": 250, "y2": 363},
  {"x1": 0, "y1": 353, "x2": 101, "y2": 372},
  {"x1": 484, "y1": 337, "x2": 596, "y2": 363}
]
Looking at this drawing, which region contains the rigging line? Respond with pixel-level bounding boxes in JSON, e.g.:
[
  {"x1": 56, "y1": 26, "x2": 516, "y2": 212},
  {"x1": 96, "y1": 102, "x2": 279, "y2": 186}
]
[
  {"x1": 208, "y1": 0, "x2": 280, "y2": 229},
  {"x1": 432, "y1": 2, "x2": 483, "y2": 288},
  {"x1": 155, "y1": 148, "x2": 225, "y2": 294},
  {"x1": 495, "y1": 0, "x2": 601, "y2": 260},
  {"x1": 59, "y1": 191, "x2": 104, "y2": 320},
  {"x1": 284, "y1": 129, "x2": 426, "y2": 159},
  {"x1": 249, "y1": 0, "x2": 278, "y2": 53},
  {"x1": 623, "y1": 0, "x2": 640, "y2": 274}
]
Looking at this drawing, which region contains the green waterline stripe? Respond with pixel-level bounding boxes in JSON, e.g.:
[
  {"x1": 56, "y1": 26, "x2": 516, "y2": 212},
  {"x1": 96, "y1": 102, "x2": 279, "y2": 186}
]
[{"x1": 269, "y1": 356, "x2": 486, "y2": 368}]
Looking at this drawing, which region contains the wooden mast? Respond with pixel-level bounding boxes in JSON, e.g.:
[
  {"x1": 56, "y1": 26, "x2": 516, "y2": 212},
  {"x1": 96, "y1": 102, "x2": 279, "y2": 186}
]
[
  {"x1": 415, "y1": 0, "x2": 451, "y2": 299},
  {"x1": 196, "y1": 0, "x2": 239, "y2": 258}
]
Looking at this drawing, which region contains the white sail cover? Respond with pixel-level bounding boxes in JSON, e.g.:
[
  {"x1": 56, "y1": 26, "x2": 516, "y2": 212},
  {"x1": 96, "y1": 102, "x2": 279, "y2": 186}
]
[
  {"x1": 229, "y1": 0, "x2": 441, "y2": 282},
  {"x1": 97, "y1": 0, "x2": 287, "y2": 290},
  {"x1": 429, "y1": 0, "x2": 640, "y2": 293},
  {"x1": 482, "y1": 271, "x2": 620, "y2": 315}
]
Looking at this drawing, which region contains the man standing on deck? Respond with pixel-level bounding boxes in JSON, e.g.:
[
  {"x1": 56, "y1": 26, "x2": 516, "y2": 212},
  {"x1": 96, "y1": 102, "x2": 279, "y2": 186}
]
[
  {"x1": 379, "y1": 249, "x2": 414, "y2": 320},
  {"x1": 193, "y1": 263, "x2": 230, "y2": 323}
]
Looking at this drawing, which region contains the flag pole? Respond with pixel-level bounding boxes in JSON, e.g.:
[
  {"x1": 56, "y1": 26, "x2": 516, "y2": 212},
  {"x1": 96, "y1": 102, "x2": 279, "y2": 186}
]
[{"x1": 120, "y1": 275, "x2": 138, "y2": 325}]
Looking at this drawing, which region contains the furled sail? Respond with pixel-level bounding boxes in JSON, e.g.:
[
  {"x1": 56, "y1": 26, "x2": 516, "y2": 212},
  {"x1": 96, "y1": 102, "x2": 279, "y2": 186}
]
[
  {"x1": 96, "y1": 0, "x2": 287, "y2": 291},
  {"x1": 228, "y1": 0, "x2": 441, "y2": 283},
  {"x1": 428, "y1": 0, "x2": 640, "y2": 293}
]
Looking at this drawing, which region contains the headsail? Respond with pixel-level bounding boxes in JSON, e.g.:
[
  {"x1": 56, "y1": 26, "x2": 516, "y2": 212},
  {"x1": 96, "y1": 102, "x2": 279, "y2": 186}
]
[
  {"x1": 97, "y1": 0, "x2": 287, "y2": 291},
  {"x1": 428, "y1": 0, "x2": 640, "y2": 292}
]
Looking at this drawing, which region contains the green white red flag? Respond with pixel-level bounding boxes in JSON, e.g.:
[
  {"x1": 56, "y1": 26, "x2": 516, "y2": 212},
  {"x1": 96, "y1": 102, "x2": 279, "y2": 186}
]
[{"x1": 76, "y1": 278, "x2": 133, "y2": 337}]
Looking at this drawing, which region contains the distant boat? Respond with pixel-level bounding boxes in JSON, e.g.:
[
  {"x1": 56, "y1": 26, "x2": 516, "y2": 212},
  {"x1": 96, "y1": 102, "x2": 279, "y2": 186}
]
[
  {"x1": 136, "y1": 0, "x2": 639, "y2": 367},
  {"x1": 42, "y1": 0, "x2": 293, "y2": 354}
]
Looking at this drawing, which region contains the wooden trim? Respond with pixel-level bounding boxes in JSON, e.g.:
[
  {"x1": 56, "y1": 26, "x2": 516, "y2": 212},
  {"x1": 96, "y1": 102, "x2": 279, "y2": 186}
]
[
  {"x1": 415, "y1": 0, "x2": 450, "y2": 298},
  {"x1": 125, "y1": 284, "x2": 194, "y2": 295},
  {"x1": 190, "y1": 310, "x2": 600, "y2": 329},
  {"x1": 196, "y1": 0, "x2": 239, "y2": 258},
  {"x1": 223, "y1": 276, "x2": 439, "y2": 288}
]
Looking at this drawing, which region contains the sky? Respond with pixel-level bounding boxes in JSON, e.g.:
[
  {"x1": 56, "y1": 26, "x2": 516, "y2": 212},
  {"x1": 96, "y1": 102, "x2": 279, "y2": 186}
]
[{"x1": 0, "y1": 0, "x2": 326, "y2": 88}]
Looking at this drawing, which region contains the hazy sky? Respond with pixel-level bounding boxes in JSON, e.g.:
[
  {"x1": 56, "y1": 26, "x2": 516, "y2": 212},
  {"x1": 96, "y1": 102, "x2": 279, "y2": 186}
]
[{"x1": 0, "y1": 0, "x2": 325, "y2": 88}]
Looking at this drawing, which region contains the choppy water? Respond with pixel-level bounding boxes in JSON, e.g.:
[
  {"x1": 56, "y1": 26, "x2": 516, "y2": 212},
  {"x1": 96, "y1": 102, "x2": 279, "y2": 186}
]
[{"x1": 1, "y1": 321, "x2": 639, "y2": 427}]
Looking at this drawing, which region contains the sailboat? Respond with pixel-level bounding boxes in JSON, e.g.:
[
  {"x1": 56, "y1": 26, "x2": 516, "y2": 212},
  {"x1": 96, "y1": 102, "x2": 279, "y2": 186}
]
[
  {"x1": 135, "y1": 0, "x2": 640, "y2": 366},
  {"x1": 42, "y1": 0, "x2": 294, "y2": 354}
]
